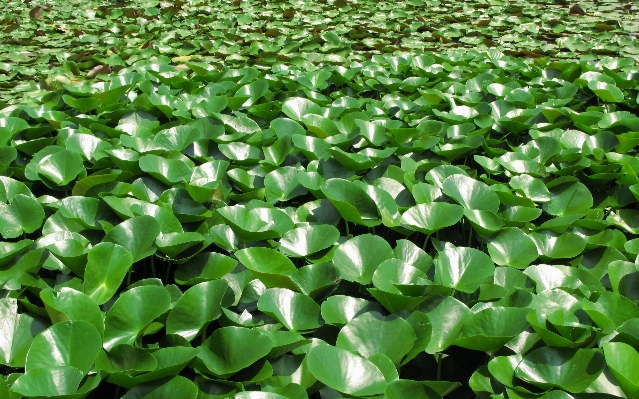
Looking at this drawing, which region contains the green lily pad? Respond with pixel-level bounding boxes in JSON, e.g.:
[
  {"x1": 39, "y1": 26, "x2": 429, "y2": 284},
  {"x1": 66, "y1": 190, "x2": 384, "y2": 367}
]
[
  {"x1": 103, "y1": 285, "x2": 171, "y2": 350},
  {"x1": 36, "y1": 149, "x2": 85, "y2": 187},
  {"x1": 487, "y1": 228, "x2": 539, "y2": 268},
  {"x1": 281, "y1": 97, "x2": 321, "y2": 122},
  {"x1": 197, "y1": 326, "x2": 273, "y2": 376},
  {"x1": 40, "y1": 288, "x2": 104, "y2": 337},
  {"x1": 306, "y1": 343, "x2": 387, "y2": 396},
  {"x1": 332, "y1": 234, "x2": 394, "y2": 284},
  {"x1": 435, "y1": 246, "x2": 495, "y2": 293},
  {"x1": 603, "y1": 342, "x2": 639, "y2": 398},
  {"x1": 103, "y1": 216, "x2": 161, "y2": 263},
  {"x1": 453, "y1": 307, "x2": 531, "y2": 352},
  {"x1": 401, "y1": 203, "x2": 464, "y2": 235},
  {"x1": 166, "y1": 280, "x2": 228, "y2": 341},
  {"x1": 235, "y1": 247, "x2": 298, "y2": 291},
  {"x1": 442, "y1": 174, "x2": 500, "y2": 212},
  {"x1": 25, "y1": 320, "x2": 102, "y2": 374},
  {"x1": 279, "y1": 225, "x2": 340, "y2": 258},
  {"x1": 336, "y1": 311, "x2": 416, "y2": 365},
  {"x1": 257, "y1": 288, "x2": 322, "y2": 332},
  {"x1": 83, "y1": 242, "x2": 134, "y2": 305},
  {"x1": 515, "y1": 347, "x2": 605, "y2": 393}
]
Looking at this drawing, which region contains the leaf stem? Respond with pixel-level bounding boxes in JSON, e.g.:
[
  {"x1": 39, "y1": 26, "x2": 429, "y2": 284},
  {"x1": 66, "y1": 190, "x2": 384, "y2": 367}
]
[
  {"x1": 150, "y1": 256, "x2": 156, "y2": 278},
  {"x1": 126, "y1": 267, "x2": 132, "y2": 286},
  {"x1": 436, "y1": 353, "x2": 443, "y2": 381},
  {"x1": 114, "y1": 386, "x2": 120, "y2": 399},
  {"x1": 345, "y1": 220, "x2": 350, "y2": 238},
  {"x1": 164, "y1": 260, "x2": 171, "y2": 284},
  {"x1": 422, "y1": 233, "x2": 431, "y2": 251}
]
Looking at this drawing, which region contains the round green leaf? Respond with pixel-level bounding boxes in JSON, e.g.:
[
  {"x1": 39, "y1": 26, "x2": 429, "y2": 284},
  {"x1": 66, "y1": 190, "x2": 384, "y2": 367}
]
[
  {"x1": 271, "y1": 118, "x2": 306, "y2": 139},
  {"x1": 235, "y1": 247, "x2": 298, "y2": 290},
  {"x1": 257, "y1": 288, "x2": 322, "y2": 332},
  {"x1": 588, "y1": 81, "x2": 624, "y2": 103},
  {"x1": 0, "y1": 194, "x2": 45, "y2": 239},
  {"x1": 10, "y1": 366, "x2": 85, "y2": 397},
  {"x1": 603, "y1": 342, "x2": 639, "y2": 398},
  {"x1": 336, "y1": 312, "x2": 417, "y2": 365},
  {"x1": 281, "y1": 97, "x2": 321, "y2": 122},
  {"x1": 487, "y1": 228, "x2": 538, "y2": 268},
  {"x1": 166, "y1": 280, "x2": 228, "y2": 341},
  {"x1": 442, "y1": 174, "x2": 500, "y2": 212},
  {"x1": 529, "y1": 231, "x2": 586, "y2": 259},
  {"x1": 401, "y1": 203, "x2": 464, "y2": 235},
  {"x1": 435, "y1": 246, "x2": 495, "y2": 293},
  {"x1": 0, "y1": 117, "x2": 29, "y2": 146},
  {"x1": 454, "y1": 307, "x2": 531, "y2": 352},
  {"x1": 26, "y1": 320, "x2": 102, "y2": 374},
  {"x1": 36, "y1": 149, "x2": 85, "y2": 186},
  {"x1": 139, "y1": 154, "x2": 192, "y2": 185},
  {"x1": 173, "y1": 252, "x2": 238, "y2": 285},
  {"x1": 543, "y1": 182, "x2": 593, "y2": 216},
  {"x1": 104, "y1": 215, "x2": 161, "y2": 263},
  {"x1": 121, "y1": 376, "x2": 198, "y2": 399},
  {"x1": 156, "y1": 232, "x2": 204, "y2": 259},
  {"x1": 420, "y1": 296, "x2": 471, "y2": 354},
  {"x1": 332, "y1": 234, "x2": 394, "y2": 285},
  {"x1": 265, "y1": 166, "x2": 308, "y2": 204},
  {"x1": 321, "y1": 295, "x2": 385, "y2": 327},
  {"x1": 40, "y1": 288, "x2": 104, "y2": 338},
  {"x1": 84, "y1": 242, "x2": 134, "y2": 305},
  {"x1": 515, "y1": 347, "x2": 605, "y2": 393},
  {"x1": 58, "y1": 196, "x2": 116, "y2": 229},
  {"x1": 385, "y1": 380, "x2": 442, "y2": 399},
  {"x1": 307, "y1": 344, "x2": 387, "y2": 396},
  {"x1": 463, "y1": 209, "x2": 503, "y2": 237},
  {"x1": 197, "y1": 326, "x2": 273, "y2": 375},
  {"x1": 321, "y1": 179, "x2": 380, "y2": 226},
  {"x1": 279, "y1": 225, "x2": 340, "y2": 258},
  {"x1": 103, "y1": 285, "x2": 171, "y2": 350}
]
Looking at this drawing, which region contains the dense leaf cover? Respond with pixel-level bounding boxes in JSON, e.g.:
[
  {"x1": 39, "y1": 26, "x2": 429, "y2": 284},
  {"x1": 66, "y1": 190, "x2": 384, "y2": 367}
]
[{"x1": 1, "y1": 0, "x2": 639, "y2": 398}]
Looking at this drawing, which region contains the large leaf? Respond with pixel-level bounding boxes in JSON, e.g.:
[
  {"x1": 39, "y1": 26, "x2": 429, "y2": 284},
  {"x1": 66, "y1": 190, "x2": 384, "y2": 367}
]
[
  {"x1": 435, "y1": 246, "x2": 495, "y2": 293},
  {"x1": 307, "y1": 344, "x2": 387, "y2": 396},
  {"x1": 36, "y1": 149, "x2": 85, "y2": 186},
  {"x1": 235, "y1": 247, "x2": 298, "y2": 290},
  {"x1": 279, "y1": 225, "x2": 340, "y2": 257},
  {"x1": 336, "y1": 311, "x2": 416, "y2": 365},
  {"x1": 603, "y1": 342, "x2": 639, "y2": 398},
  {"x1": 486, "y1": 228, "x2": 538, "y2": 268},
  {"x1": 0, "y1": 117, "x2": 29, "y2": 146},
  {"x1": 401, "y1": 203, "x2": 464, "y2": 235},
  {"x1": 332, "y1": 234, "x2": 394, "y2": 284},
  {"x1": 10, "y1": 366, "x2": 85, "y2": 397},
  {"x1": 103, "y1": 285, "x2": 171, "y2": 350},
  {"x1": 515, "y1": 347, "x2": 605, "y2": 393},
  {"x1": 25, "y1": 320, "x2": 101, "y2": 374},
  {"x1": 257, "y1": 288, "x2": 322, "y2": 332},
  {"x1": 166, "y1": 280, "x2": 228, "y2": 341},
  {"x1": 442, "y1": 174, "x2": 500, "y2": 212},
  {"x1": 197, "y1": 326, "x2": 273, "y2": 376},
  {"x1": 40, "y1": 288, "x2": 104, "y2": 337},
  {"x1": 453, "y1": 307, "x2": 531, "y2": 352},
  {"x1": 281, "y1": 97, "x2": 321, "y2": 122},
  {"x1": 104, "y1": 215, "x2": 161, "y2": 263},
  {"x1": 83, "y1": 242, "x2": 134, "y2": 305},
  {"x1": 0, "y1": 194, "x2": 45, "y2": 239}
]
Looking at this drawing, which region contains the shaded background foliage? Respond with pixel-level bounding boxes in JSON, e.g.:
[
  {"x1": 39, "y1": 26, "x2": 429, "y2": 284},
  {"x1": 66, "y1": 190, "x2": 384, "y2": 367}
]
[{"x1": 1, "y1": 0, "x2": 639, "y2": 398}]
